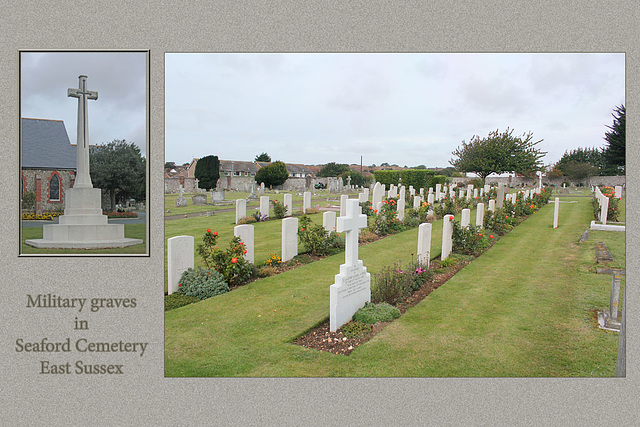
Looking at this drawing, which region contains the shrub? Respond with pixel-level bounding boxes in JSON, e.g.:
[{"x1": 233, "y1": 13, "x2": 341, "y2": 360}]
[
  {"x1": 371, "y1": 263, "x2": 412, "y2": 305},
  {"x1": 406, "y1": 263, "x2": 433, "y2": 291},
  {"x1": 370, "y1": 199, "x2": 405, "y2": 236},
  {"x1": 298, "y1": 215, "x2": 345, "y2": 256},
  {"x1": 402, "y1": 215, "x2": 420, "y2": 228},
  {"x1": 340, "y1": 321, "x2": 372, "y2": 339},
  {"x1": 360, "y1": 201, "x2": 374, "y2": 217},
  {"x1": 197, "y1": 230, "x2": 255, "y2": 286},
  {"x1": 22, "y1": 191, "x2": 36, "y2": 210},
  {"x1": 252, "y1": 211, "x2": 268, "y2": 222},
  {"x1": 237, "y1": 216, "x2": 256, "y2": 225},
  {"x1": 451, "y1": 221, "x2": 490, "y2": 256},
  {"x1": 352, "y1": 302, "x2": 401, "y2": 324},
  {"x1": 434, "y1": 197, "x2": 457, "y2": 218},
  {"x1": 484, "y1": 208, "x2": 513, "y2": 236},
  {"x1": 271, "y1": 199, "x2": 286, "y2": 219},
  {"x1": 256, "y1": 265, "x2": 278, "y2": 278},
  {"x1": 439, "y1": 257, "x2": 458, "y2": 268},
  {"x1": 358, "y1": 229, "x2": 378, "y2": 243},
  {"x1": 164, "y1": 293, "x2": 200, "y2": 311},
  {"x1": 176, "y1": 266, "x2": 229, "y2": 300}
]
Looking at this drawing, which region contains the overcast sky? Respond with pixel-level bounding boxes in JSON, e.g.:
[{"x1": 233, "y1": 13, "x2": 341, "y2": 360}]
[
  {"x1": 21, "y1": 51, "x2": 147, "y2": 155},
  {"x1": 165, "y1": 53, "x2": 624, "y2": 169}
]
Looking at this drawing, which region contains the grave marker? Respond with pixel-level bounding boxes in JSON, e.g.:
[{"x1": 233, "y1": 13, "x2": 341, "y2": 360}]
[
  {"x1": 461, "y1": 208, "x2": 471, "y2": 228},
  {"x1": 340, "y1": 194, "x2": 348, "y2": 217},
  {"x1": 441, "y1": 214, "x2": 454, "y2": 260},
  {"x1": 234, "y1": 224, "x2": 254, "y2": 264},
  {"x1": 284, "y1": 193, "x2": 293, "y2": 216},
  {"x1": 330, "y1": 199, "x2": 370, "y2": 331},
  {"x1": 235, "y1": 198, "x2": 246, "y2": 224},
  {"x1": 167, "y1": 235, "x2": 194, "y2": 295},
  {"x1": 281, "y1": 217, "x2": 298, "y2": 262},
  {"x1": 260, "y1": 196, "x2": 270, "y2": 218},
  {"x1": 323, "y1": 211, "x2": 337, "y2": 233},
  {"x1": 303, "y1": 191, "x2": 311, "y2": 213},
  {"x1": 476, "y1": 203, "x2": 484, "y2": 228},
  {"x1": 417, "y1": 223, "x2": 432, "y2": 268},
  {"x1": 553, "y1": 197, "x2": 559, "y2": 229}
]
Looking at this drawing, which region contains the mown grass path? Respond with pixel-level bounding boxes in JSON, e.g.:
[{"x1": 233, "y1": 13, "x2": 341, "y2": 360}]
[{"x1": 165, "y1": 195, "x2": 621, "y2": 377}]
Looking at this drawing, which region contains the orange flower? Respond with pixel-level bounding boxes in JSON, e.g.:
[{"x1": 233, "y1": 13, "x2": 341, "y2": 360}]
[{"x1": 231, "y1": 257, "x2": 238, "y2": 264}]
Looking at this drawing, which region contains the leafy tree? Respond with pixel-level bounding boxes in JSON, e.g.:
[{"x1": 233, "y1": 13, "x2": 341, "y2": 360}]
[
  {"x1": 339, "y1": 170, "x2": 370, "y2": 187},
  {"x1": 255, "y1": 160, "x2": 289, "y2": 187},
  {"x1": 317, "y1": 162, "x2": 350, "y2": 177},
  {"x1": 561, "y1": 161, "x2": 599, "y2": 182},
  {"x1": 603, "y1": 104, "x2": 625, "y2": 174},
  {"x1": 554, "y1": 147, "x2": 604, "y2": 174},
  {"x1": 194, "y1": 155, "x2": 220, "y2": 190},
  {"x1": 450, "y1": 128, "x2": 546, "y2": 182},
  {"x1": 380, "y1": 162, "x2": 390, "y2": 167},
  {"x1": 164, "y1": 161, "x2": 176, "y2": 170},
  {"x1": 255, "y1": 152, "x2": 272, "y2": 162},
  {"x1": 90, "y1": 139, "x2": 145, "y2": 211}
]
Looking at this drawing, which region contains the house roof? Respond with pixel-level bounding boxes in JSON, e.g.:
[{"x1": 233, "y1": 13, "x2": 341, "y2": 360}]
[
  {"x1": 255, "y1": 161, "x2": 312, "y2": 175},
  {"x1": 21, "y1": 118, "x2": 76, "y2": 170},
  {"x1": 220, "y1": 160, "x2": 259, "y2": 173}
]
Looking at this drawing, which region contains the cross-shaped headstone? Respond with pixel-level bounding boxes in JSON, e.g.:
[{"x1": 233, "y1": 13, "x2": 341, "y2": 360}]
[
  {"x1": 178, "y1": 185, "x2": 184, "y2": 197},
  {"x1": 68, "y1": 75, "x2": 98, "y2": 189},
  {"x1": 336, "y1": 199, "x2": 367, "y2": 266}
]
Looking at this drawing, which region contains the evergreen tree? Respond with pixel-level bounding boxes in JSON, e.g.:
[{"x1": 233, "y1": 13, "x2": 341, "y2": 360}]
[
  {"x1": 603, "y1": 104, "x2": 625, "y2": 174},
  {"x1": 254, "y1": 160, "x2": 289, "y2": 187},
  {"x1": 255, "y1": 152, "x2": 272, "y2": 162},
  {"x1": 194, "y1": 155, "x2": 220, "y2": 190},
  {"x1": 317, "y1": 162, "x2": 350, "y2": 177}
]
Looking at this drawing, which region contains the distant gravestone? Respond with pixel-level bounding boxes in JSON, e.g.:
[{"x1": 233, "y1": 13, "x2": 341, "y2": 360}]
[
  {"x1": 192, "y1": 194, "x2": 207, "y2": 205},
  {"x1": 258, "y1": 182, "x2": 265, "y2": 195},
  {"x1": 435, "y1": 183, "x2": 441, "y2": 200},
  {"x1": 281, "y1": 217, "x2": 298, "y2": 262},
  {"x1": 167, "y1": 235, "x2": 194, "y2": 295},
  {"x1": 459, "y1": 189, "x2": 465, "y2": 199},
  {"x1": 358, "y1": 191, "x2": 368, "y2": 203},
  {"x1": 303, "y1": 191, "x2": 312, "y2": 213},
  {"x1": 175, "y1": 185, "x2": 187, "y2": 207},
  {"x1": 427, "y1": 193, "x2": 435, "y2": 205},
  {"x1": 409, "y1": 186, "x2": 415, "y2": 196},
  {"x1": 467, "y1": 184, "x2": 473, "y2": 201},
  {"x1": 496, "y1": 184, "x2": 505, "y2": 208},
  {"x1": 284, "y1": 193, "x2": 293, "y2": 216},
  {"x1": 600, "y1": 196, "x2": 609, "y2": 225},
  {"x1": 615, "y1": 185, "x2": 623, "y2": 199},
  {"x1": 330, "y1": 199, "x2": 370, "y2": 331},
  {"x1": 399, "y1": 186, "x2": 406, "y2": 202},
  {"x1": 419, "y1": 187, "x2": 424, "y2": 197},
  {"x1": 234, "y1": 224, "x2": 254, "y2": 264},
  {"x1": 323, "y1": 211, "x2": 337, "y2": 233},
  {"x1": 260, "y1": 196, "x2": 270, "y2": 218},
  {"x1": 476, "y1": 203, "x2": 485, "y2": 228},
  {"x1": 553, "y1": 197, "x2": 560, "y2": 229},
  {"x1": 473, "y1": 188, "x2": 478, "y2": 199},
  {"x1": 484, "y1": 184, "x2": 490, "y2": 194},
  {"x1": 441, "y1": 215, "x2": 454, "y2": 260},
  {"x1": 236, "y1": 199, "x2": 246, "y2": 224},
  {"x1": 461, "y1": 208, "x2": 471, "y2": 229},
  {"x1": 488, "y1": 199, "x2": 495, "y2": 212},
  {"x1": 417, "y1": 223, "x2": 432, "y2": 268},
  {"x1": 211, "y1": 189, "x2": 225, "y2": 201}
]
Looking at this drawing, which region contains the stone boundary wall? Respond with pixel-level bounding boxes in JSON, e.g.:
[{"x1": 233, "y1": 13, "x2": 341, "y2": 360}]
[
  {"x1": 450, "y1": 175, "x2": 625, "y2": 188},
  {"x1": 165, "y1": 176, "x2": 345, "y2": 193}
]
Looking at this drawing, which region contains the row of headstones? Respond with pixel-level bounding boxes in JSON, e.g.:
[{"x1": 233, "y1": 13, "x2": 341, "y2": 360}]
[
  {"x1": 174, "y1": 185, "x2": 225, "y2": 207},
  {"x1": 235, "y1": 193, "x2": 315, "y2": 224}
]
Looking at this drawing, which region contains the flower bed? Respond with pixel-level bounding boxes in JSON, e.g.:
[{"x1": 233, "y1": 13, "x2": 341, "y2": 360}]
[
  {"x1": 103, "y1": 211, "x2": 139, "y2": 219},
  {"x1": 21, "y1": 212, "x2": 61, "y2": 221}
]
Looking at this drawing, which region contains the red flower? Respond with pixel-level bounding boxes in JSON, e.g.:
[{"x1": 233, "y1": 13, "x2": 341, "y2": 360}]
[
  {"x1": 231, "y1": 257, "x2": 238, "y2": 263},
  {"x1": 244, "y1": 250, "x2": 247, "y2": 254},
  {"x1": 214, "y1": 231, "x2": 218, "y2": 236},
  {"x1": 178, "y1": 283, "x2": 182, "y2": 287},
  {"x1": 479, "y1": 234, "x2": 483, "y2": 237},
  {"x1": 489, "y1": 235, "x2": 494, "y2": 239},
  {"x1": 301, "y1": 228, "x2": 305, "y2": 232},
  {"x1": 207, "y1": 229, "x2": 211, "y2": 233}
]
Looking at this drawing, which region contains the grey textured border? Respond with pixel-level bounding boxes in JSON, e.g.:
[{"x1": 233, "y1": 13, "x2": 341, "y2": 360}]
[{"x1": 0, "y1": 1, "x2": 636, "y2": 426}]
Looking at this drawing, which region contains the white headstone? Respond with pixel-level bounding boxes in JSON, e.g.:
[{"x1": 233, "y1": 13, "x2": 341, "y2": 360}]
[
  {"x1": 303, "y1": 191, "x2": 311, "y2": 213},
  {"x1": 419, "y1": 188, "x2": 425, "y2": 197},
  {"x1": 484, "y1": 184, "x2": 490, "y2": 194},
  {"x1": 340, "y1": 194, "x2": 349, "y2": 217},
  {"x1": 330, "y1": 199, "x2": 370, "y2": 331},
  {"x1": 473, "y1": 189, "x2": 478, "y2": 199},
  {"x1": 441, "y1": 215, "x2": 454, "y2": 260},
  {"x1": 553, "y1": 197, "x2": 560, "y2": 229},
  {"x1": 496, "y1": 184, "x2": 505, "y2": 208},
  {"x1": 427, "y1": 193, "x2": 435, "y2": 205},
  {"x1": 459, "y1": 189, "x2": 465, "y2": 199},
  {"x1": 409, "y1": 186, "x2": 415, "y2": 196},
  {"x1": 397, "y1": 197, "x2": 405, "y2": 222},
  {"x1": 167, "y1": 235, "x2": 194, "y2": 295},
  {"x1": 372, "y1": 182, "x2": 384, "y2": 209},
  {"x1": 417, "y1": 223, "x2": 432, "y2": 268},
  {"x1": 323, "y1": 211, "x2": 337, "y2": 233},
  {"x1": 281, "y1": 217, "x2": 298, "y2": 262},
  {"x1": 413, "y1": 195, "x2": 422, "y2": 210},
  {"x1": 235, "y1": 198, "x2": 246, "y2": 224},
  {"x1": 435, "y1": 183, "x2": 442, "y2": 200},
  {"x1": 467, "y1": 184, "x2": 473, "y2": 201},
  {"x1": 260, "y1": 196, "x2": 270, "y2": 218},
  {"x1": 615, "y1": 186, "x2": 623, "y2": 199},
  {"x1": 476, "y1": 203, "x2": 485, "y2": 228},
  {"x1": 399, "y1": 186, "x2": 406, "y2": 202},
  {"x1": 600, "y1": 195, "x2": 609, "y2": 225},
  {"x1": 234, "y1": 224, "x2": 254, "y2": 264},
  {"x1": 284, "y1": 193, "x2": 293, "y2": 216},
  {"x1": 488, "y1": 199, "x2": 495, "y2": 212},
  {"x1": 461, "y1": 208, "x2": 471, "y2": 229},
  {"x1": 358, "y1": 191, "x2": 368, "y2": 203}
]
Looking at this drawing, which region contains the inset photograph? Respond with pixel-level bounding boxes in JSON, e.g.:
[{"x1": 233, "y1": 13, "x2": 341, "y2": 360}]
[{"x1": 20, "y1": 51, "x2": 148, "y2": 255}]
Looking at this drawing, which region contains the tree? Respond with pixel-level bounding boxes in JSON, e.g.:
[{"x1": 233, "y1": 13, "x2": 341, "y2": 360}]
[
  {"x1": 554, "y1": 147, "x2": 604, "y2": 175},
  {"x1": 603, "y1": 104, "x2": 625, "y2": 174},
  {"x1": 164, "y1": 161, "x2": 176, "y2": 170},
  {"x1": 194, "y1": 155, "x2": 220, "y2": 190},
  {"x1": 561, "y1": 161, "x2": 599, "y2": 182},
  {"x1": 255, "y1": 160, "x2": 288, "y2": 187},
  {"x1": 255, "y1": 152, "x2": 272, "y2": 162},
  {"x1": 450, "y1": 128, "x2": 546, "y2": 182},
  {"x1": 90, "y1": 139, "x2": 146, "y2": 211},
  {"x1": 317, "y1": 162, "x2": 350, "y2": 177},
  {"x1": 339, "y1": 170, "x2": 370, "y2": 187}
]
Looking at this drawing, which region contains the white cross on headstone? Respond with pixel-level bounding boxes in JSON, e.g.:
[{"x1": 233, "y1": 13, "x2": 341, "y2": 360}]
[
  {"x1": 67, "y1": 75, "x2": 98, "y2": 189},
  {"x1": 336, "y1": 199, "x2": 368, "y2": 266}
]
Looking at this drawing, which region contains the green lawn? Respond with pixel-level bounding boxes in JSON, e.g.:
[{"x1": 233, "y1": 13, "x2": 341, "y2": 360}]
[
  {"x1": 165, "y1": 194, "x2": 622, "y2": 377},
  {"x1": 20, "y1": 223, "x2": 147, "y2": 255}
]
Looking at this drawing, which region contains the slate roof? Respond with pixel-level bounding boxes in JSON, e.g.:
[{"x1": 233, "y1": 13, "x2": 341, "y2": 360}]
[
  {"x1": 220, "y1": 160, "x2": 259, "y2": 173},
  {"x1": 21, "y1": 118, "x2": 76, "y2": 170}
]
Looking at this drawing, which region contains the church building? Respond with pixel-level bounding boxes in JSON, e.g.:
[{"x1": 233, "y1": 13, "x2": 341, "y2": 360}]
[{"x1": 21, "y1": 118, "x2": 76, "y2": 214}]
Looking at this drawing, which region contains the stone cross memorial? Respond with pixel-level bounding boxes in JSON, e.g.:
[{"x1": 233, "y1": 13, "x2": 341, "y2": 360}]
[
  {"x1": 330, "y1": 199, "x2": 371, "y2": 332},
  {"x1": 26, "y1": 75, "x2": 142, "y2": 249}
]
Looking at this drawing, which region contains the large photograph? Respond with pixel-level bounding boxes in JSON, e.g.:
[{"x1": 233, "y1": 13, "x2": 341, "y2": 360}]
[
  {"x1": 20, "y1": 51, "x2": 148, "y2": 255},
  {"x1": 164, "y1": 53, "x2": 625, "y2": 377}
]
